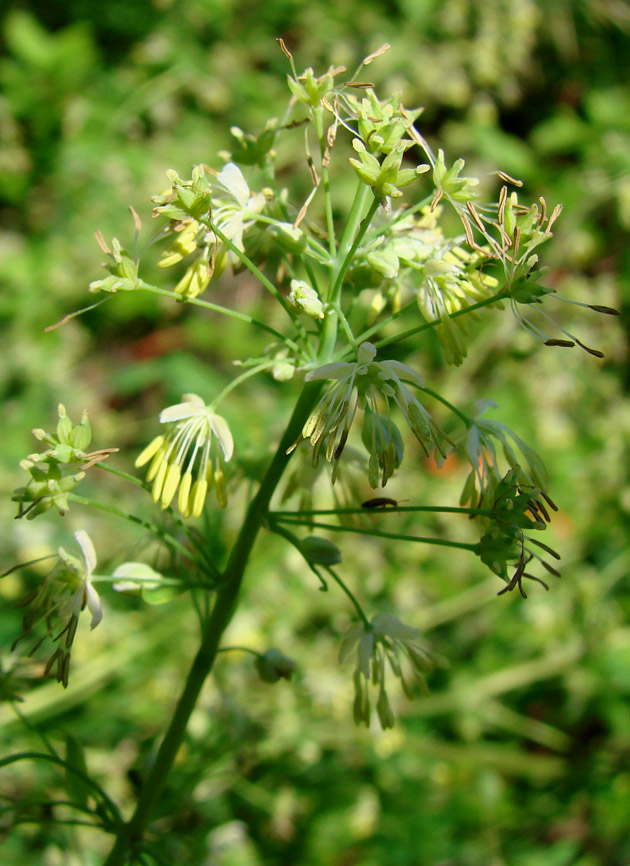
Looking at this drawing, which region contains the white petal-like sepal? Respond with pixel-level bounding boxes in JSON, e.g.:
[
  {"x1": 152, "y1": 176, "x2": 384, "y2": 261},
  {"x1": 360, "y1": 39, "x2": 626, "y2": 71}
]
[
  {"x1": 213, "y1": 162, "x2": 250, "y2": 206},
  {"x1": 372, "y1": 613, "x2": 419, "y2": 641},
  {"x1": 209, "y1": 414, "x2": 234, "y2": 462},
  {"x1": 357, "y1": 633, "x2": 375, "y2": 679},
  {"x1": 305, "y1": 362, "x2": 355, "y2": 382},
  {"x1": 379, "y1": 360, "x2": 424, "y2": 388},
  {"x1": 84, "y1": 583, "x2": 103, "y2": 630},
  {"x1": 160, "y1": 400, "x2": 205, "y2": 423},
  {"x1": 75, "y1": 530, "x2": 97, "y2": 577},
  {"x1": 338, "y1": 623, "x2": 364, "y2": 664}
]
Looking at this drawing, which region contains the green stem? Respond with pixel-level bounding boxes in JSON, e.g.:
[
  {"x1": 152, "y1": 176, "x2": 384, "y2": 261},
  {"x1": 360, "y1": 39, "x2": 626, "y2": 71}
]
[
  {"x1": 215, "y1": 646, "x2": 261, "y2": 657},
  {"x1": 418, "y1": 386, "x2": 473, "y2": 427},
  {"x1": 335, "y1": 303, "x2": 357, "y2": 347},
  {"x1": 314, "y1": 106, "x2": 336, "y2": 258},
  {"x1": 0, "y1": 752, "x2": 121, "y2": 826},
  {"x1": 330, "y1": 190, "x2": 378, "y2": 303},
  {"x1": 319, "y1": 183, "x2": 375, "y2": 362},
  {"x1": 360, "y1": 194, "x2": 433, "y2": 246},
  {"x1": 206, "y1": 221, "x2": 312, "y2": 348},
  {"x1": 272, "y1": 517, "x2": 478, "y2": 552},
  {"x1": 96, "y1": 463, "x2": 147, "y2": 490},
  {"x1": 271, "y1": 505, "x2": 490, "y2": 518},
  {"x1": 345, "y1": 299, "x2": 417, "y2": 358},
  {"x1": 210, "y1": 361, "x2": 276, "y2": 408},
  {"x1": 102, "y1": 381, "x2": 323, "y2": 866},
  {"x1": 326, "y1": 567, "x2": 370, "y2": 627},
  {"x1": 135, "y1": 280, "x2": 301, "y2": 353},
  {"x1": 252, "y1": 214, "x2": 330, "y2": 263},
  {"x1": 67, "y1": 494, "x2": 205, "y2": 570},
  {"x1": 204, "y1": 223, "x2": 292, "y2": 315},
  {"x1": 374, "y1": 291, "x2": 509, "y2": 352}
]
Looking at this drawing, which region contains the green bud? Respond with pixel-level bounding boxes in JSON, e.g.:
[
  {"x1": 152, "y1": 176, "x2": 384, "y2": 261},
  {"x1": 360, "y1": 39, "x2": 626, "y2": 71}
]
[
  {"x1": 272, "y1": 357, "x2": 295, "y2": 381},
  {"x1": 269, "y1": 222, "x2": 308, "y2": 254},
  {"x1": 300, "y1": 536, "x2": 342, "y2": 566},
  {"x1": 228, "y1": 123, "x2": 276, "y2": 166},
  {"x1": 287, "y1": 66, "x2": 335, "y2": 107},
  {"x1": 57, "y1": 405, "x2": 73, "y2": 445},
  {"x1": 376, "y1": 688, "x2": 395, "y2": 729},
  {"x1": 366, "y1": 247, "x2": 400, "y2": 279},
  {"x1": 288, "y1": 280, "x2": 324, "y2": 319},
  {"x1": 69, "y1": 411, "x2": 91, "y2": 451},
  {"x1": 255, "y1": 648, "x2": 297, "y2": 683},
  {"x1": 49, "y1": 444, "x2": 75, "y2": 464}
]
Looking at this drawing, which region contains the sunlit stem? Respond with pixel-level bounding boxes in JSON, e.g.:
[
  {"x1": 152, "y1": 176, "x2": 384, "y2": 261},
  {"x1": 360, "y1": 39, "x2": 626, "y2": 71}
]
[
  {"x1": 314, "y1": 105, "x2": 336, "y2": 258},
  {"x1": 326, "y1": 566, "x2": 370, "y2": 627},
  {"x1": 215, "y1": 646, "x2": 262, "y2": 657},
  {"x1": 204, "y1": 221, "x2": 289, "y2": 311},
  {"x1": 330, "y1": 188, "x2": 379, "y2": 303},
  {"x1": 210, "y1": 360, "x2": 277, "y2": 409},
  {"x1": 374, "y1": 290, "x2": 509, "y2": 352},
  {"x1": 319, "y1": 182, "x2": 375, "y2": 362},
  {"x1": 67, "y1": 494, "x2": 208, "y2": 571},
  {"x1": 255, "y1": 204, "x2": 326, "y2": 315},
  {"x1": 252, "y1": 213, "x2": 330, "y2": 263},
  {"x1": 335, "y1": 303, "x2": 357, "y2": 347},
  {"x1": 417, "y1": 387, "x2": 473, "y2": 427},
  {"x1": 96, "y1": 463, "x2": 147, "y2": 489},
  {"x1": 135, "y1": 280, "x2": 301, "y2": 353},
  {"x1": 206, "y1": 221, "x2": 312, "y2": 349},
  {"x1": 343, "y1": 299, "x2": 417, "y2": 358},
  {"x1": 360, "y1": 193, "x2": 434, "y2": 245}
]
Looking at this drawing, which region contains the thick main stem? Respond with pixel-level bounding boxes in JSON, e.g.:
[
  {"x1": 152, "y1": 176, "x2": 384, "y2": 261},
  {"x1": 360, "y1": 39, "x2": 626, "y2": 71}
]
[{"x1": 103, "y1": 381, "x2": 322, "y2": 866}]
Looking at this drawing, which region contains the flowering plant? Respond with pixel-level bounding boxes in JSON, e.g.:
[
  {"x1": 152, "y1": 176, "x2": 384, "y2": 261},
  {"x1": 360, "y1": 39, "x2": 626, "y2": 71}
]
[{"x1": 2, "y1": 43, "x2": 616, "y2": 864}]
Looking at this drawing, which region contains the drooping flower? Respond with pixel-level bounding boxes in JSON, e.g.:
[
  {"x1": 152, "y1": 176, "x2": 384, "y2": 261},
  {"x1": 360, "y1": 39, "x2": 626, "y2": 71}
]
[
  {"x1": 339, "y1": 613, "x2": 431, "y2": 728},
  {"x1": 154, "y1": 163, "x2": 266, "y2": 295},
  {"x1": 417, "y1": 246, "x2": 499, "y2": 366},
  {"x1": 292, "y1": 342, "x2": 447, "y2": 486},
  {"x1": 459, "y1": 400, "x2": 552, "y2": 514},
  {"x1": 12, "y1": 530, "x2": 102, "y2": 688},
  {"x1": 135, "y1": 394, "x2": 234, "y2": 515},
  {"x1": 203, "y1": 162, "x2": 266, "y2": 280}
]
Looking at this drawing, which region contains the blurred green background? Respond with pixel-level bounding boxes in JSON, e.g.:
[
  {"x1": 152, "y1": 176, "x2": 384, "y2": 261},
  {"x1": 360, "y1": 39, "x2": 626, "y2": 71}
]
[{"x1": 1, "y1": 0, "x2": 629, "y2": 863}]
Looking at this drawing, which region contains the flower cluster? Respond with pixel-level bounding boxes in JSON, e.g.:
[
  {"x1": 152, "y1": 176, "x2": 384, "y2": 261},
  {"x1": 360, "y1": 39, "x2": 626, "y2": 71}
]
[
  {"x1": 339, "y1": 614, "x2": 431, "y2": 728},
  {"x1": 136, "y1": 394, "x2": 234, "y2": 515},
  {"x1": 11, "y1": 531, "x2": 102, "y2": 688},
  {"x1": 152, "y1": 162, "x2": 266, "y2": 298},
  {"x1": 344, "y1": 206, "x2": 499, "y2": 365},
  {"x1": 13, "y1": 405, "x2": 116, "y2": 520},
  {"x1": 293, "y1": 342, "x2": 447, "y2": 486},
  {"x1": 459, "y1": 401, "x2": 552, "y2": 514},
  {"x1": 417, "y1": 246, "x2": 499, "y2": 366},
  {"x1": 344, "y1": 93, "x2": 430, "y2": 200},
  {"x1": 88, "y1": 236, "x2": 139, "y2": 294},
  {"x1": 476, "y1": 470, "x2": 561, "y2": 598}
]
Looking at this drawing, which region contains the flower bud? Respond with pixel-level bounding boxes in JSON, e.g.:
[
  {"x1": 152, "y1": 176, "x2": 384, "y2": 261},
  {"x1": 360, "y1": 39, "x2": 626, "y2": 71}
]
[
  {"x1": 57, "y1": 405, "x2": 73, "y2": 445},
  {"x1": 300, "y1": 536, "x2": 342, "y2": 566},
  {"x1": 288, "y1": 280, "x2": 324, "y2": 319},
  {"x1": 255, "y1": 649, "x2": 297, "y2": 683},
  {"x1": 269, "y1": 222, "x2": 308, "y2": 254}
]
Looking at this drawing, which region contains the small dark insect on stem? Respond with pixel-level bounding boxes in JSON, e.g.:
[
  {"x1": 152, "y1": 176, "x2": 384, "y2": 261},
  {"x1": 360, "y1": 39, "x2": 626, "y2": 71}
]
[{"x1": 361, "y1": 497, "x2": 401, "y2": 510}]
